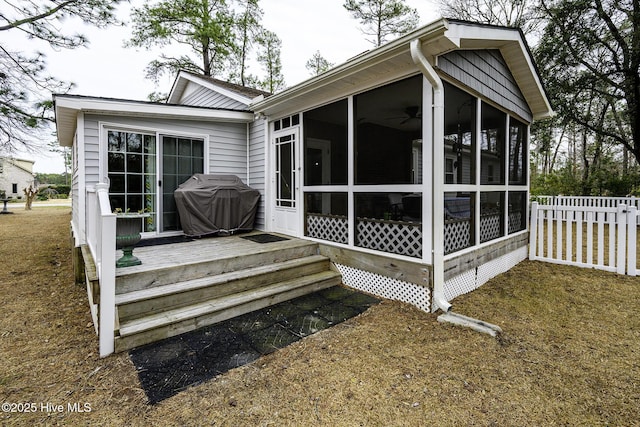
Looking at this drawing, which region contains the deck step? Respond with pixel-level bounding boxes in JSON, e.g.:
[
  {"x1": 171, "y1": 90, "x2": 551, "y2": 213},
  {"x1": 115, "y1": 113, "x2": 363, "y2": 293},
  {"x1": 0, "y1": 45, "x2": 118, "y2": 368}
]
[
  {"x1": 115, "y1": 255, "x2": 331, "y2": 322},
  {"x1": 114, "y1": 270, "x2": 342, "y2": 352},
  {"x1": 115, "y1": 240, "x2": 319, "y2": 294}
]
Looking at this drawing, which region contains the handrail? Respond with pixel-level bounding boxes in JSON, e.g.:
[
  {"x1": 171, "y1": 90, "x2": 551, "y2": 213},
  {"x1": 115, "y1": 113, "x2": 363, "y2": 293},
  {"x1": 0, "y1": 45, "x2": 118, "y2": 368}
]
[{"x1": 86, "y1": 183, "x2": 116, "y2": 357}]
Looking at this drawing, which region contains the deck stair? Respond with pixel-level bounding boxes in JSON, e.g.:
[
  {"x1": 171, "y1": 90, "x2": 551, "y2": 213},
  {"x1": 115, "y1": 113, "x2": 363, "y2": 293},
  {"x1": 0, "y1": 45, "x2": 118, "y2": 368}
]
[{"x1": 112, "y1": 237, "x2": 341, "y2": 352}]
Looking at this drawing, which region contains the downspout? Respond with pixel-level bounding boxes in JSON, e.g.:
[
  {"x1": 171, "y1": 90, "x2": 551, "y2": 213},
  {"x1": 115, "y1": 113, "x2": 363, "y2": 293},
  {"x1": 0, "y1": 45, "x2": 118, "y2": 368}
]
[
  {"x1": 246, "y1": 122, "x2": 250, "y2": 186},
  {"x1": 410, "y1": 39, "x2": 451, "y2": 313}
]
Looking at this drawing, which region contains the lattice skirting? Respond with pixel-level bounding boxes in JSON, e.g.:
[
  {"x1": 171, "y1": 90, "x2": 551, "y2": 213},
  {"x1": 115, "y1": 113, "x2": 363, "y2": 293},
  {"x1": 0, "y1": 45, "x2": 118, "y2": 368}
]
[
  {"x1": 442, "y1": 246, "x2": 528, "y2": 304},
  {"x1": 335, "y1": 263, "x2": 430, "y2": 312}
]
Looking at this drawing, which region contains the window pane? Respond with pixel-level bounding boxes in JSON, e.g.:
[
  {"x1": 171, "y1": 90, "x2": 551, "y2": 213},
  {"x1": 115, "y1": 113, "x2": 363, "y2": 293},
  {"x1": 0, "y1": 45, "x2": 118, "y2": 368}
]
[
  {"x1": 127, "y1": 133, "x2": 142, "y2": 153},
  {"x1": 304, "y1": 99, "x2": 348, "y2": 185},
  {"x1": 144, "y1": 135, "x2": 156, "y2": 154},
  {"x1": 108, "y1": 131, "x2": 126, "y2": 152},
  {"x1": 444, "y1": 82, "x2": 476, "y2": 185},
  {"x1": 108, "y1": 153, "x2": 125, "y2": 172},
  {"x1": 509, "y1": 118, "x2": 527, "y2": 184},
  {"x1": 109, "y1": 174, "x2": 125, "y2": 193},
  {"x1": 354, "y1": 75, "x2": 423, "y2": 185},
  {"x1": 127, "y1": 154, "x2": 142, "y2": 173},
  {"x1": 126, "y1": 174, "x2": 142, "y2": 194},
  {"x1": 279, "y1": 142, "x2": 292, "y2": 200},
  {"x1": 178, "y1": 138, "x2": 191, "y2": 156},
  {"x1": 481, "y1": 103, "x2": 505, "y2": 185},
  {"x1": 480, "y1": 191, "x2": 504, "y2": 243}
]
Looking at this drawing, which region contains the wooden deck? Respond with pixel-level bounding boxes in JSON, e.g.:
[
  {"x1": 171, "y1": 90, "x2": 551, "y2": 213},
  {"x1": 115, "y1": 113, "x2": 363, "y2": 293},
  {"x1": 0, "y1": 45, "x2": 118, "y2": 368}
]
[
  {"x1": 117, "y1": 232, "x2": 315, "y2": 277},
  {"x1": 107, "y1": 232, "x2": 342, "y2": 352}
]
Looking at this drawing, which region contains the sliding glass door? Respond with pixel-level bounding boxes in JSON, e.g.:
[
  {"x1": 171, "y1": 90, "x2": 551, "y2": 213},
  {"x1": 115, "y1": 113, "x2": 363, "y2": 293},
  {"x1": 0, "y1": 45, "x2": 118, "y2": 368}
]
[{"x1": 160, "y1": 136, "x2": 204, "y2": 232}]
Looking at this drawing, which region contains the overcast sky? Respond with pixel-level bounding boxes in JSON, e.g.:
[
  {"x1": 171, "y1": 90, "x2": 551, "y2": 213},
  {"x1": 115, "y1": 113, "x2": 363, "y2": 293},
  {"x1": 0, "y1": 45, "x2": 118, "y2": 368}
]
[{"x1": 12, "y1": 0, "x2": 439, "y2": 173}]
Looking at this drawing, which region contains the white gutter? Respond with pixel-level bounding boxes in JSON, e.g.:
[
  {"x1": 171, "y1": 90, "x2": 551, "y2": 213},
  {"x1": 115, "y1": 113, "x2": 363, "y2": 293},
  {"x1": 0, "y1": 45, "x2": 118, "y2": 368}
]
[{"x1": 410, "y1": 39, "x2": 452, "y2": 313}]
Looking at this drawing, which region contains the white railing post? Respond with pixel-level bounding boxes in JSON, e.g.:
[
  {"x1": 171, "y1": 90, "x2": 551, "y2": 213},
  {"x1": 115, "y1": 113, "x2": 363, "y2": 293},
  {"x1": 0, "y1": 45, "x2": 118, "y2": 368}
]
[
  {"x1": 95, "y1": 183, "x2": 116, "y2": 357},
  {"x1": 627, "y1": 206, "x2": 637, "y2": 276},
  {"x1": 529, "y1": 202, "x2": 538, "y2": 260},
  {"x1": 617, "y1": 204, "x2": 627, "y2": 275}
]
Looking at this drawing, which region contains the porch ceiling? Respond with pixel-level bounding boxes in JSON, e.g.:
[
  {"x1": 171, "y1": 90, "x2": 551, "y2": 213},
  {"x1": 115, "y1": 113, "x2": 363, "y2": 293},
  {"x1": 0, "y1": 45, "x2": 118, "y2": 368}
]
[{"x1": 251, "y1": 18, "x2": 552, "y2": 122}]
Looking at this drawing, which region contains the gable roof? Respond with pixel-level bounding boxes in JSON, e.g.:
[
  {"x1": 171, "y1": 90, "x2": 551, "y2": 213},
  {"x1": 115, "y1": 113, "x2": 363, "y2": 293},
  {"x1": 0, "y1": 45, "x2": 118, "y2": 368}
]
[
  {"x1": 251, "y1": 18, "x2": 552, "y2": 122},
  {"x1": 167, "y1": 71, "x2": 271, "y2": 106}
]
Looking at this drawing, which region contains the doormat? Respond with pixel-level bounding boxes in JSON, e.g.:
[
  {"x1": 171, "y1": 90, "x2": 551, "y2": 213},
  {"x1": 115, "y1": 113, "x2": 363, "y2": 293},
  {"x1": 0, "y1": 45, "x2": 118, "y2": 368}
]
[
  {"x1": 241, "y1": 233, "x2": 290, "y2": 244},
  {"x1": 137, "y1": 235, "x2": 196, "y2": 247},
  {"x1": 129, "y1": 285, "x2": 379, "y2": 404}
]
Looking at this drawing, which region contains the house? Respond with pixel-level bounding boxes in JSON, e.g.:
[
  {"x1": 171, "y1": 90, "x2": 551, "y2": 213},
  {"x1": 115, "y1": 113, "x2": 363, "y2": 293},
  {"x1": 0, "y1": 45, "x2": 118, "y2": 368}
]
[
  {"x1": 0, "y1": 157, "x2": 36, "y2": 199},
  {"x1": 54, "y1": 19, "x2": 552, "y2": 356}
]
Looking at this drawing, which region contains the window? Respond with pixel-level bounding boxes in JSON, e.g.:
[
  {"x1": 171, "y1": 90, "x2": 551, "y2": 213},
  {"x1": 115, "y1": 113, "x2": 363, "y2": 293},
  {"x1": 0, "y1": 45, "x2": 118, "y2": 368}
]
[
  {"x1": 12, "y1": 183, "x2": 17, "y2": 194},
  {"x1": 108, "y1": 130, "x2": 157, "y2": 231},
  {"x1": 508, "y1": 191, "x2": 527, "y2": 233},
  {"x1": 354, "y1": 75, "x2": 423, "y2": 185},
  {"x1": 304, "y1": 192, "x2": 348, "y2": 244},
  {"x1": 273, "y1": 114, "x2": 299, "y2": 131}
]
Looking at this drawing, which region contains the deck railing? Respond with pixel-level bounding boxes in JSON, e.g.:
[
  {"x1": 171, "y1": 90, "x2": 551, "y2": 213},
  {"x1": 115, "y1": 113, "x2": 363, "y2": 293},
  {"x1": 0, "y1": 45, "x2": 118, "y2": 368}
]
[{"x1": 86, "y1": 183, "x2": 116, "y2": 357}]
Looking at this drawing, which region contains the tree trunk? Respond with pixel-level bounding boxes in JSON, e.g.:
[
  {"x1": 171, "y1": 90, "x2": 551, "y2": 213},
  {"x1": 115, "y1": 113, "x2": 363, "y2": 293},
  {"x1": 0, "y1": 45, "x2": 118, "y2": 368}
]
[{"x1": 23, "y1": 185, "x2": 38, "y2": 210}]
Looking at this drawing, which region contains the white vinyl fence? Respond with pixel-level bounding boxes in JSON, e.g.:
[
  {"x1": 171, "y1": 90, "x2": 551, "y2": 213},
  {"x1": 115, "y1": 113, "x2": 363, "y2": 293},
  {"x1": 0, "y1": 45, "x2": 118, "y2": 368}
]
[{"x1": 529, "y1": 200, "x2": 640, "y2": 276}]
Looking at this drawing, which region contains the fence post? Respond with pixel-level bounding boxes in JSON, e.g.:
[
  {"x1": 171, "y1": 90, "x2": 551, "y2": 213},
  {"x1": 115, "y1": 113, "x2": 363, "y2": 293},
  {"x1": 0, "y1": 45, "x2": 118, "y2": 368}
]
[
  {"x1": 617, "y1": 204, "x2": 627, "y2": 275},
  {"x1": 627, "y1": 206, "x2": 637, "y2": 276},
  {"x1": 529, "y1": 202, "x2": 538, "y2": 260}
]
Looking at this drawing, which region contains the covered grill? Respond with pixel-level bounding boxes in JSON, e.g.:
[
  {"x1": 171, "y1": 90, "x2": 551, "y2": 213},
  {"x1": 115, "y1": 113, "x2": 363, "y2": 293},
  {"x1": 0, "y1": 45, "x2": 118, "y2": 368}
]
[{"x1": 174, "y1": 174, "x2": 260, "y2": 236}]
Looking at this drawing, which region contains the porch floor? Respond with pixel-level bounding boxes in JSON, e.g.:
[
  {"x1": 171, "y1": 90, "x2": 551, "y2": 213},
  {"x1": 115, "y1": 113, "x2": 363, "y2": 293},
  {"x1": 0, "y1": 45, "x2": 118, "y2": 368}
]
[{"x1": 116, "y1": 231, "x2": 311, "y2": 278}]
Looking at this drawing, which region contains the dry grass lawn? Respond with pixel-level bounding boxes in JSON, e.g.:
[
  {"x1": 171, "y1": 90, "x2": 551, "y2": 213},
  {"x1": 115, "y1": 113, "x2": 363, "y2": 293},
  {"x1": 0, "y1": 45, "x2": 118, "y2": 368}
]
[{"x1": 1, "y1": 208, "x2": 639, "y2": 426}]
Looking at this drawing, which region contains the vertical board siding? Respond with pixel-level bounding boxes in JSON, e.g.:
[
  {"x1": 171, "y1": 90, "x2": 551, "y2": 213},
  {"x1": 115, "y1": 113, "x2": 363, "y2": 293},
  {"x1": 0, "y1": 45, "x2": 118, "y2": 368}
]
[
  {"x1": 179, "y1": 82, "x2": 248, "y2": 110},
  {"x1": 438, "y1": 50, "x2": 533, "y2": 122},
  {"x1": 248, "y1": 118, "x2": 266, "y2": 230}
]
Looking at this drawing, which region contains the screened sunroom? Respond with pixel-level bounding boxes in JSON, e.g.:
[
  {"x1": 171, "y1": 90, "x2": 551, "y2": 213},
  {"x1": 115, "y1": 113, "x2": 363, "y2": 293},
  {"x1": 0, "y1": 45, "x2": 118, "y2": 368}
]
[{"x1": 252, "y1": 18, "x2": 552, "y2": 313}]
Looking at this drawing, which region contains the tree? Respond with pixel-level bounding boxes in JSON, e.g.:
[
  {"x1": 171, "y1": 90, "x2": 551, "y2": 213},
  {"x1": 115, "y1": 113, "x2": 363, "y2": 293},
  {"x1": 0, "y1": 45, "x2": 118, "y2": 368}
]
[
  {"x1": 127, "y1": 0, "x2": 236, "y2": 83},
  {"x1": 343, "y1": 0, "x2": 419, "y2": 47},
  {"x1": 436, "y1": 0, "x2": 542, "y2": 37},
  {"x1": 305, "y1": 51, "x2": 333, "y2": 76},
  {"x1": 256, "y1": 30, "x2": 285, "y2": 93},
  {"x1": 229, "y1": 0, "x2": 264, "y2": 86},
  {"x1": 0, "y1": 0, "x2": 123, "y2": 153},
  {"x1": 536, "y1": 0, "x2": 640, "y2": 166}
]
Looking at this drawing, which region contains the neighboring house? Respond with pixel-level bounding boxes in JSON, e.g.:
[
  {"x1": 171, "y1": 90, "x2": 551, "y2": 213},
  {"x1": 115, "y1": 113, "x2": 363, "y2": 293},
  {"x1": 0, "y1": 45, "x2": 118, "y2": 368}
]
[
  {"x1": 54, "y1": 19, "x2": 552, "y2": 356},
  {"x1": 0, "y1": 157, "x2": 36, "y2": 198}
]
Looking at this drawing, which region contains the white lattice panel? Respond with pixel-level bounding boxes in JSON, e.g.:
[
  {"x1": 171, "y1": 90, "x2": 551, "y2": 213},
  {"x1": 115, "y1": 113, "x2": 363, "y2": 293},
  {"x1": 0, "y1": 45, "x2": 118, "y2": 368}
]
[
  {"x1": 444, "y1": 220, "x2": 471, "y2": 254},
  {"x1": 444, "y1": 246, "x2": 528, "y2": 303},
  {"x1": 508, "y1": 212, "x2": 523, "y2": 233},
  {"x1": 480, "y1": 214, "x2": 501, "y2": 242},
  {"x1": 335, "y1": 264, "x2": 430, "y2": 312},
  {"x1": 306, "y1": 214, "x2": 348, "y2": 244},
  {"x1": 443, "y1": 268, "x2": 476, "y2": 302},
  {"x1": 356, "y1": 219, "x2": 422, "y2": 258}
]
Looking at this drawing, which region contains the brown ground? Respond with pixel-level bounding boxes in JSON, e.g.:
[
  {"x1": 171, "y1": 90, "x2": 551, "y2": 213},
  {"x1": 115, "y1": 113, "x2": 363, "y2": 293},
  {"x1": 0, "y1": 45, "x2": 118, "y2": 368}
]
[{"x1": 0, "y1": 208, "x2": 638, "y2": 426}]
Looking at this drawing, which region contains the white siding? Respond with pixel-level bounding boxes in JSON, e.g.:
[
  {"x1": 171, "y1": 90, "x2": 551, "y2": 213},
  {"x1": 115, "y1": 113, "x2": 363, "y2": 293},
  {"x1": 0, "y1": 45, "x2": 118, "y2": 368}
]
[
  {"x1": 179, "y1": 82, "x2": 249, "y2": 110},
  {"x1": 248, "y1": 118, "x2": 267, "y2": 230},
  {"x1": 83, "y1": 114, "x2": 249, "y2": 182}
]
